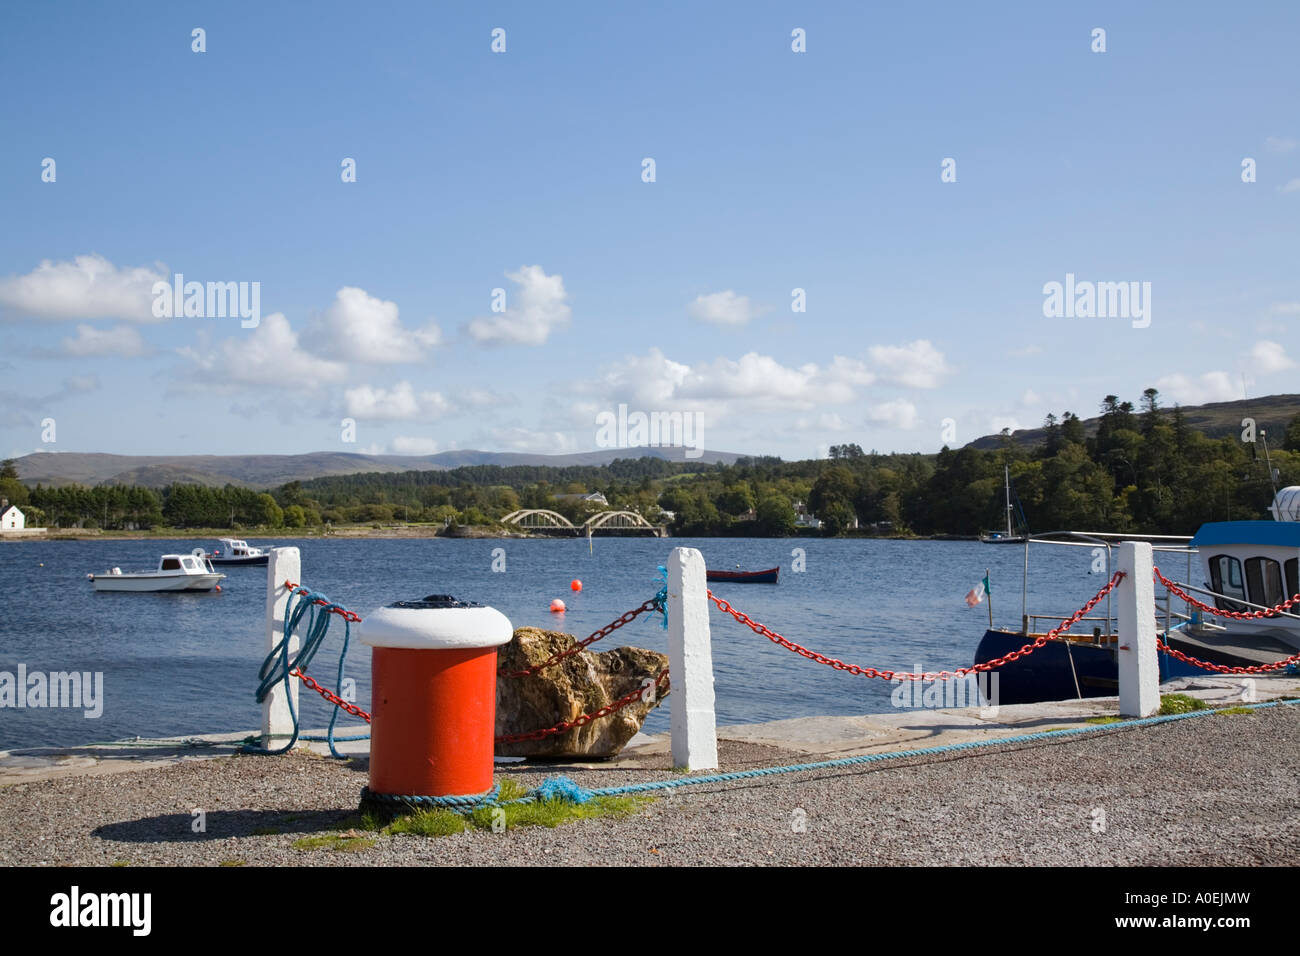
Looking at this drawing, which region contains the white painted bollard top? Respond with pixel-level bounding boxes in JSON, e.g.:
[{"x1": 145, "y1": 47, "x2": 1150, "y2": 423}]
[{"x1": 358, "y1": 594, "x2": 513, "y2": 650}]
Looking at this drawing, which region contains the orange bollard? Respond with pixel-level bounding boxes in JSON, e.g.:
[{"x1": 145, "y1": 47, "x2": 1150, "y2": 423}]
[{"x1": 358, "y1": 594, "x2": 512, "y2": 799}]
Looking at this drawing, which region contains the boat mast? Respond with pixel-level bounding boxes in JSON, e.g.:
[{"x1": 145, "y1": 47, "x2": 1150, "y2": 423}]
[{"x1": 1004, "y1": 465, "x2": 1013, "y2": 537}]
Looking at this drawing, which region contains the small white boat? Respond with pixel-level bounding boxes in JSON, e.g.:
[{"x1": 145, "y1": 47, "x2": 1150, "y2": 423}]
[
  {"x1": 205, "y1": 538, "x2": 270, "y2": 566},
  {"x1": 88, "y1": 550, "x2": 226, "y2": 592}
]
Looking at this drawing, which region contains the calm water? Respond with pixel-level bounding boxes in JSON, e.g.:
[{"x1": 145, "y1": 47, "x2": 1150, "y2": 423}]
[{"x1": 0, "y1": 536, "x2": 1123, "y2": 750}]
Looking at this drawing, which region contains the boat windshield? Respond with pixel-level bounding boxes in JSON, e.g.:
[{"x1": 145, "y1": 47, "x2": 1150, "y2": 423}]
[{"x1": 1208, "y1": 554, "x2": 1248, "y2": 612}]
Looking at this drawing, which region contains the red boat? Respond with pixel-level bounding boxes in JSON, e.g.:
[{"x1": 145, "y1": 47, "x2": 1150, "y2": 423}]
[{"x1": 705, "y1": 566, "x2": 779, "y2": 584}]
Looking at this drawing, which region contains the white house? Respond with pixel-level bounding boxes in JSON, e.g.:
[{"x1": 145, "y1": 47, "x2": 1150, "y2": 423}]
[{"x1": 0, "y1": 500, "x2": 24, "y2": 530}]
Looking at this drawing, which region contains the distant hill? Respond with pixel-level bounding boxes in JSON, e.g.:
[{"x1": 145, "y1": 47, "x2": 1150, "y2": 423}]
[
  {"x1": 11, "y1": 447, "x2": 747, "y2": 489},
  {"x1": 966, "y1": 394, "x2": 1300, "y2": 451}
]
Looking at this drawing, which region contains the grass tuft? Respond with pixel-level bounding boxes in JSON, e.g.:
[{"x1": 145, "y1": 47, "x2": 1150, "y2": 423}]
[
  {"x1": 1215, "y1": 706, "x2": 1254, "y2": 716},
  {"x1": 291, "y1": 832, "x2": 376, "y2": 852},
  {"x1": 1159, "y1": 693, "x2": 1207, "y2": 715},
  {"x1": 371, "y1": 775, "x2": 651, "y2": 838},
  {"x1": 1083, "y1": 715, "x2": 1122, "y2": 725}
]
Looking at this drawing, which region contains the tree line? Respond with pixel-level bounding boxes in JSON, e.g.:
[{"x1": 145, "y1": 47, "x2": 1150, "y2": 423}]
[{"x1": 4, "y1": 391, "x2": 1298, "y2": 536}]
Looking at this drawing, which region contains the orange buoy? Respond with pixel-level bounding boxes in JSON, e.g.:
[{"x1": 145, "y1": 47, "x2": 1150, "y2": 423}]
[
  {"x1": 570, "y1": 579, "x2": 582, "y2": 592},
  {"x1": 550, "y1": 598, "x2": 566, "y2": 612}
]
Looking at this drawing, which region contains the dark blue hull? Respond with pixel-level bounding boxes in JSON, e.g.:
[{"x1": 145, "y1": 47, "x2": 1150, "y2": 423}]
[{"x1": 973, "y1": 629, "x2": 1218, "y2": 705}]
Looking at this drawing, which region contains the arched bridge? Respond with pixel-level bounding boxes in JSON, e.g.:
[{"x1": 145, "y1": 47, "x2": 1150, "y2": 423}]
[{"x1": 500, "y1": 509, "x2": 662, "y2": 536}]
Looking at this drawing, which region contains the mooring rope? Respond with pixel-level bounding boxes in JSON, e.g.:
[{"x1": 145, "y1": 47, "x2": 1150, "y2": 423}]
[{"x1": 373, "y1": 697, "x2": 1300, "y2": 812}]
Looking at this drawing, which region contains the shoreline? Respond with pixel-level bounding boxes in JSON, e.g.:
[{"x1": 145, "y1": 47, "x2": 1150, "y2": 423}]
[
  {"x1": 3, "y1": 682, "x2": 1296, "y2": 866},
  {"x1": 1, "y1": 526, "x2": 969, "y2": 543}
]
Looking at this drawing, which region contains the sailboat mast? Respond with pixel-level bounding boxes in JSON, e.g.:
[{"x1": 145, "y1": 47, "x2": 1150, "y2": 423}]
[{"x1": 1004, "y1": 465, "x2": 1012, "y2": 537}]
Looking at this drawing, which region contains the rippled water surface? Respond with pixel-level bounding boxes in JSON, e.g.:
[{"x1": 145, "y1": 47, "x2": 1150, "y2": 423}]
[{"x1": 0, "y1": 536, "x2": 1128, "y2": 749}]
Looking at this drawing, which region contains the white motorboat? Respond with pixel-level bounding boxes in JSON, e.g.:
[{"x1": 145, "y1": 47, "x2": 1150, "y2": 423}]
[
  {"x1": 88, "y1": 550, "x2": 226, "y2": 592},
  {"x1": 205, "y1": 538, "x2": 270, "y2": 566}
]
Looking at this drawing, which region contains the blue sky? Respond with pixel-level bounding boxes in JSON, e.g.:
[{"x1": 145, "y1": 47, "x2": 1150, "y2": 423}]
[{"x1": 2, "y1": 2, "x2": 1297, "y2": 463}]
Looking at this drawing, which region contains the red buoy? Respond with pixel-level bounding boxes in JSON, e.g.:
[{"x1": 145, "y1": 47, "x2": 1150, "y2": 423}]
[
  {"x1": 550, "y1": 598, "x2": 566, "y2": 613},
  {"x1": 570, "y1": 579, "x2": 582, "y2": 592}
]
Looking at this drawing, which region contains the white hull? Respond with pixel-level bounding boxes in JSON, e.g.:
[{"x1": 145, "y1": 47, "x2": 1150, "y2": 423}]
[{"x1": 91, "y1": 573, "x2": 225, "y2": 592}]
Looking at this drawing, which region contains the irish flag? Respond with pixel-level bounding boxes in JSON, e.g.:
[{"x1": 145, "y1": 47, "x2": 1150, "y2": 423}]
[{"x1": 965, "y1": 574, "x2": 990, "y2": 607}]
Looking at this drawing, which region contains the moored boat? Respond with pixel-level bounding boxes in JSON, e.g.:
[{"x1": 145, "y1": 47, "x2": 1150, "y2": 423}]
[
  {"x1": 972, "y1": 490, "x2": 1300, "y2": 703},
  {"x1": 88, "y1": 550, "x2": 226, "y2": 592},
  {"x1": 205, "y1": 538, "x2": 270, "y2": 566},
  {"x1": 706, "y1": 566, "x2": 780, "y2": 584},
  {"x1": 979, "y1": 466, "x2": 1028, "y2": 544}
]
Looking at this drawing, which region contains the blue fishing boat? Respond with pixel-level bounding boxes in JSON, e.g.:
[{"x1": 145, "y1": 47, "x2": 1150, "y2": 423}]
[{"x1": 973, "y1": 489, "x2": 1300, "y2": 704}]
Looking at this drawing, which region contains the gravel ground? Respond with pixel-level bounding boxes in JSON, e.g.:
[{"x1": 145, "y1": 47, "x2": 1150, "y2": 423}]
[{"x1": 2, "y1": 707, "x2": 1296, "y2": 866}]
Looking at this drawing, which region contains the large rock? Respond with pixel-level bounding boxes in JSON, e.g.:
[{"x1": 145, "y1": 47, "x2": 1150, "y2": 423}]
[{"x1": 495, "y1": 627, "x2": 668, "y2": 758}]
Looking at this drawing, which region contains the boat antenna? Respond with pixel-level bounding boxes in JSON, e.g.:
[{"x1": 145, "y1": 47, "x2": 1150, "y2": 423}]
[{"x1": 1260, "y1": 429, "x2": 1280, "y2": 503}]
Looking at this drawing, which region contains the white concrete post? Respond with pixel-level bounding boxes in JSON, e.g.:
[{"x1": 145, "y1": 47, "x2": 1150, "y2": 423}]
[
  {"x1": 1117, "y1": 541, "x2": 1159, "y2": 717},
  {"x1": 667, "y1": 547, "x2": 719, "y2": 770},
  {"x1": 263, "y1": 546, "x2": 301, "y2": 741}
]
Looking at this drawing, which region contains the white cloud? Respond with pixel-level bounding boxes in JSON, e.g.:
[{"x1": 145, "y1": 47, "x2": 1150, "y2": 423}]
[
  {"x1": 1265, "y1": 136, "x2": 1297, "y2": 153},
  {"x1": 582, "y1": 343, "x2": 936, "y2": 423},
  {"x1": 343, "y1": 381, "x2": 452, "y2": 421},
  {"x1": 989, "y1": 416, "x2": 1021, "y2": 434},
  {"x1": 178, "y1": 312, "x2": 347, "y2": 387},
  {"x1": 391, "y1": 436, "x2": 440, "y2": 455},
  {"x1": 357, "y1": 442, "x2": 387, "y2": 455},
  {"x1": 1282, "y1": 179, "x2": 1300, "y2": 193},
  {"x1": 867, "y1": 340, "x2": 951, "y2": 388},
  {"x1": 686, "y1": 290, "x2": 759, "y2": 326},
  {"x1": 1245, "y1": 340, "x2": 1296, "y2": 374},
  {"x1": 0, "y1": 254, "x2": 166, "y2": 322},
  {"x1": 1021, "y1": 389, "x2": 1042, "y2": 406},
  {"x1": 491, "y1": 426, "x2": 578, "y2": 454},
  {"x1": 1269, "y1": 301, "x2": 1300, "y2": 315},
  {"x1": 311, "y1": 287, "x2": 440, "y2": 364},
  {"x1": 867, "y1": 399, "x2": 919, "y2": 430},
  {"x1": 59, "y1": 324, "x2": 148, "y2": 357},
  {"x1": 467, "y1": 265, "x2": 571, "y2": 345},
  {"x1": 680, "y1": 353, "x2": 853, "y2": 406},
  {"x1": 1155, "y1": 371, "x2": 1241, "y2": 404},
  {"x1": 826, "y1": 356, "x2": 877, "y2": 387}
]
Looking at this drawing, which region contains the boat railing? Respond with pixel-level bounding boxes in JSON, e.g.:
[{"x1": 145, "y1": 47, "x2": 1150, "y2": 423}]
[
  {"x1": 1157, "y1": 577, "x2": 1300, "y2": 623},
  {"x1": 1016, "y1": 532, "x2": 1199, "y2": 642}
]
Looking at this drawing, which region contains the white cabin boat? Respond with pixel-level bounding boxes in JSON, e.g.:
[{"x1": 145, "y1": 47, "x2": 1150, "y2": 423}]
[
  {"x1": 88, "y1": 550, "x2": 226, "y2": 592},
  {"x1": 207, "y1": 538, "x2": 270, "y2": 566}
]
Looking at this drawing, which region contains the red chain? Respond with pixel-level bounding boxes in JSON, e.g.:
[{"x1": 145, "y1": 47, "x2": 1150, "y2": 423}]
[
  {"x1": 292, "y1": 667, "x2": 372, "y2": 721},
  {"x1": 498, "y1": 599, "x2": 663, "y2": 678},
  {"x1": 707, "y1": 571, "x2": 1127, "y2": 681},
  {"x1": 1155, "y1": 639, "x2": 1300, "y2": 675},
  {"x1": 495, "y1": 670, "x2": 671, "y2": 743},
  {"x1": 1152, "y1": 567, "x2": 1300, "y2": 621},
  {"x1": 283, "y1": 581, "x2": 363, "y2": 623}
]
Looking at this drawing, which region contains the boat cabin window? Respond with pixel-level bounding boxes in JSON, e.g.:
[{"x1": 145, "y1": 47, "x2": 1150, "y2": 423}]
[
  {"x1": 1207, "y1": 554, "x2": 1247, "y2": 612},
  {"x1": 181, "y1": 557, "x2": 198, "y2": 571},
  {"x1": 1287, "y1": 558, "x2": 1298, "y2": 600},
  {"x1": 1244, "y1": 557, "x2": 1284, "y2": 609},
  {"x1": 161, "y1": 558, "x2": 182, "y2": 571}
]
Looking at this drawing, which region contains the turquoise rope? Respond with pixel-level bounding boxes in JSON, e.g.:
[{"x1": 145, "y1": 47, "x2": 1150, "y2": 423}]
[
  {"x1": 375, "y1": 697, "x2": 1298, "y2": 811},
  {"x1": 245, "y1": 586, "x2": 368, "y2": 758}
]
